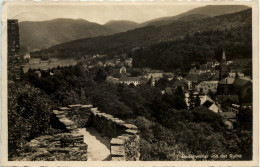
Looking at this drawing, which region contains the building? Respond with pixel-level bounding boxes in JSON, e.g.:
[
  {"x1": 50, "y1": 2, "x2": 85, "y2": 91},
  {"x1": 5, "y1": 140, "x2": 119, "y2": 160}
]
[
  {"x1": 118, "y1": 77, "x2": 142, "y2": 86},
  {"x1": 202, "y1": 100, "x2": 223, "y2": 114},
  {"x1": 24, "y1": 52, "x2": 31, "y2": 60},
  {"x1": 196, "y1": 81, "x2": 218, "y2": 94},
  {"x1": 217, "y1": 77, "x2": 235, "y2": 94},
  {"x1": 145, "y1": 72, "x2": 164, "y2": 80},
  {"x1": 219, "y1": 51, "x2": 229, "y2": 80},
  {"x1": 233, "y1": 78, "x2": 252, "y2": 100},
  {"x1": 34, "y1": 71, "x2": 41, "y2": 78},
  {"x1": 106, "y1": 76, "x2": 119, "y2": 84},
  {"x1": 125, "y1": 58, "x2": 132, "y2": 68},
  {"x1": 172, "y1": 79, "x2": 188, "y2": 91},
  {"x1": 219, "y1": 112, "x2": 236, "y2": 129},
  {"x1": 119, "y1": 66, "x2": 127, "y2": 75}
]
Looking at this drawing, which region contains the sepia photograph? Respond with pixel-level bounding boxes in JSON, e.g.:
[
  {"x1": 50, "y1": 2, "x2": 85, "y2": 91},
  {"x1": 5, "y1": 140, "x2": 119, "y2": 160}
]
[{"x1": 1, "y1": 1, "x2": 259, "y2": 166}]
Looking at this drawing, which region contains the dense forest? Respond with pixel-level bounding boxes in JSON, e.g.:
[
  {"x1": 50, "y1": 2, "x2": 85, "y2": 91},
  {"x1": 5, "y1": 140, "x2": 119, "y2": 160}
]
[
  {"x1": 131, "y1": 22, "x2": 252, "y2": 72},
  {"x1": 9, "y1": 65, "x2": 252, "y2": 160}
]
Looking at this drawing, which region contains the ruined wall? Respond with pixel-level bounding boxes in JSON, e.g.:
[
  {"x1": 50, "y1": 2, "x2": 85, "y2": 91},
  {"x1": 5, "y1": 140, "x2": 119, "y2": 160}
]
[
  {"x1": 90, "y1": 107, "x2": 140, "y2": 161},
  {"x1": 17, "y1": 107, "x2": 88, "y2": 161},
  {"x1": 54, "y1": 104, "x2": 140, "y2": 161},
  {"x1": 21, "y1": 133, "x2": 87, "y2": 161}
]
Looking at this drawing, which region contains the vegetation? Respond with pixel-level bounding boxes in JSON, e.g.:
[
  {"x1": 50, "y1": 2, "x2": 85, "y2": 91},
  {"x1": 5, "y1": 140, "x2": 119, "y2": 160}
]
[{"x1": 11, "y1": 64, "x2": 252, "y2": 160}]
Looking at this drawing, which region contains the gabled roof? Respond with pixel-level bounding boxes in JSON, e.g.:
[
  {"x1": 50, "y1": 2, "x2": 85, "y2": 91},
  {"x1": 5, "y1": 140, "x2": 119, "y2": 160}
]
[
  {"x1": 184, "y1": 74, "x2": 198, "y2": 82},
  {"x1": 173, "y1": 80, "x2": 187, "y2": 88},
  {"x1": 218, "y1": 77, "x2": 235, "y2": 84},
  {"x1": 216, "y1": 95, "x2": 239, "y2": 104},
  {"x1": 233, "y1": 78, "x2": 251, "y2": 87},
  {"x1": 203, "y1": 100, "x2": 214, "y2": 108},
  {"x1": 119, "y1": 77, "x2": 142, "y2": 82},
  {"x1": 219, "y1": 112, "x2": 236, "y2": 119}
]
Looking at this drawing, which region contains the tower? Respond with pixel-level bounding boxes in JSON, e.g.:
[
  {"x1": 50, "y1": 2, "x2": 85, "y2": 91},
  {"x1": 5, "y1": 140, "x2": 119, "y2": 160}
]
[
  {"x1": 222, "y1": 50, "x2": 226, "y2": 65},
  {"x1": 219, "y1": 50, "x2": 228, "y2": 80},
  {"x1": 8, "y1": 19, "x2": 21, "y2": 81},
  {"x1": 8, "y1": 19, "x2": 20, "y2": 59}
]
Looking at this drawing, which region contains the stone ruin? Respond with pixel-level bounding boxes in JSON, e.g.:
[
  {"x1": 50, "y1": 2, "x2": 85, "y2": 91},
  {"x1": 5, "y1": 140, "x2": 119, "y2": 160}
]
[
  {"x1": 90, "y1": 107, "x2": 140, "y2": 161},
  {"x1": 59, "y1": 104, "x2": 141, "y2": 161},
  {"x1": 18, "y1": 106, "x2": 88, "y2": 161},
  {"x1": 16, "y1": 104, "x2": 140, "y2": 161}
]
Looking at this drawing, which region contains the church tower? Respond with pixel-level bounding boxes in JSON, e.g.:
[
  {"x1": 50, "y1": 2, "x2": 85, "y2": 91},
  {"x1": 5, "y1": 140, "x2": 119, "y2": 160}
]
[
  {"x1": 222, "y1": 51, "x2": 226, "y2": 65},
  {"x1": 219, "y1": 50, "x2": 228, "y2": 80}
]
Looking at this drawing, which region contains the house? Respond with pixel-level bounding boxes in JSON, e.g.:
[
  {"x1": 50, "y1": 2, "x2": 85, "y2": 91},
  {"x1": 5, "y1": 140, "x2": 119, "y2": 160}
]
[
  {"x1": 183, "y1": 75, "x2": 198, "y2": 90},
  {"x1": 172, "y1": 79, "x2": 188, "y2": 91},
  {"x1": 219, "y1": 112, "x2": 236, "y2": 129},
  {"x1": 145, "y1": 72, "x2": 164, "y2": 81},
  {"x1": 34, "y1": 71, "x2": 41, "y2": 78},
  {"x1": 118, "y1": 76, "x2": 142, "y2": 86},
  {"x1": 217, "y1": 77, "x2": 236, "y2": 94},
  {"x1": 227, "y1": 61, "x2": 233, "y2": 65},
  {"x1": 119, "y1": 66, "x2": 127, "y2": 75},
  {"x1": 196, "y1": 81, "x2": 218, "y2": 94},
  {"x1": 97, "y1": 61, "x2": 103, "y2": 67},
  {"x1": 106, "y1": 76, "x2": 119, "y2": 84},
  {"x1": 125, "y1": 58, "x2": 132, "y2": 68},
  {"x1": 24, "y1": 52, "x2": 31, "y2": 60},
  {"x1": 216, "y1": 95, "x2": 239, "y2": 104},
  {"x1": 233, "y1": 78, "x2": 252, "y2": 99},
  {"x1": 202, "y1": 100, "x2": 223, "y2": 114},
  {"x1": 115, "y1": 59, "x2": 121, "y2": 65},
  {"x1": 226, "y1": 104, "x2": 240, "y2": 114},
  {"x1": 206, "y1": 59, "x2": 219, "y2": 67},
  {"x1": 199, "y1": 94, "x2": 214, "y2": 105}
]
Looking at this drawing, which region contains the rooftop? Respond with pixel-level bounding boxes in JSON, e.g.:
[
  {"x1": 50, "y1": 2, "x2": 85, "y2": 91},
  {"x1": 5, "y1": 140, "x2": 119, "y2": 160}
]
[
  {"x1": 233, "y1": 78, "x2": 251, "y2": 87},
  {"x1": 219, "y1": 77, "x2": 235, "y2": 84},
  {"x1": 119, "y1": 77, "x2": 142, "y2": 82}
]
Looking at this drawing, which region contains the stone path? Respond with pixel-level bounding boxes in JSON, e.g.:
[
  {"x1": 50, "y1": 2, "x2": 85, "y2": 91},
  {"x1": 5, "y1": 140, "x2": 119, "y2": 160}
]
[{"x1": 78, "y1": 127, "x2": 112, "y2": 161}]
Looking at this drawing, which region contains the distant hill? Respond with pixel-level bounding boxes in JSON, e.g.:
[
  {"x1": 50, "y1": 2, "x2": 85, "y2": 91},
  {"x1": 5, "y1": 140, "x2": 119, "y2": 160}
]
[
  {"x1": 20, "y1": 5, "x2": 250, "y2": 52},
  {"x1": 19, "y1": 18, "x2": 116, "y2": 51},
  {"x1": 141, "y1": 5, "x2": 250, "y2": 27},
  {"x1": 35, "y1": 8, "x2": 251, "y2": 60},
  {"x1": 104, "y1": 20, "x2": 140, "y2": 33}
]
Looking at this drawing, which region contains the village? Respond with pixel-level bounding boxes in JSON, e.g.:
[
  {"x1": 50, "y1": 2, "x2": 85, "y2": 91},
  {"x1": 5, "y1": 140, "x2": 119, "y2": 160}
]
[
  {"x1": 65, "y1": 50, "x2": 252, "y2": 130},
  {"x1": 13, "y1": 48, "x2": 252, "y2": 130}
]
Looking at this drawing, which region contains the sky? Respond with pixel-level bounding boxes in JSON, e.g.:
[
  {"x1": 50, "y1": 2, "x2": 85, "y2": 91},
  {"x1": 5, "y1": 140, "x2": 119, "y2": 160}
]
[{"x1": 7, "y1": 5, "x2": 201, "y2": 24}]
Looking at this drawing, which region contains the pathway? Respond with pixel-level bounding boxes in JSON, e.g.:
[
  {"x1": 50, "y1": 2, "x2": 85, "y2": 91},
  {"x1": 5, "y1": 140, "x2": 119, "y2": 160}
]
[{"x1": 78, "y1": 127, "x2": 112, "y2": 161}]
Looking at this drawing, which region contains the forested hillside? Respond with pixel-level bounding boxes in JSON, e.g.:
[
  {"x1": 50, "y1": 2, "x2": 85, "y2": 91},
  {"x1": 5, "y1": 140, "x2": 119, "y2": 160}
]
[{"x1": 34, "y1": 9, "x2": 252, "y2": 61}]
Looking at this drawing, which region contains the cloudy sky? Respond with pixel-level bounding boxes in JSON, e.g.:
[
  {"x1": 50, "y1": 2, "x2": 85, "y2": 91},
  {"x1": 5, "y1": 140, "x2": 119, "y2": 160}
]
[{"x1": 7, "y1": 4, "x2": 200, "y2": 24}]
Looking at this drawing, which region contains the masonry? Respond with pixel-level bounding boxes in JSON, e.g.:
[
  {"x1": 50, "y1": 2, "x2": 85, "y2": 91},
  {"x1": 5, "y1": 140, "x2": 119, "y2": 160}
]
[{"x1": 57, "y1": 104, "x2": 140, "y2": 161}]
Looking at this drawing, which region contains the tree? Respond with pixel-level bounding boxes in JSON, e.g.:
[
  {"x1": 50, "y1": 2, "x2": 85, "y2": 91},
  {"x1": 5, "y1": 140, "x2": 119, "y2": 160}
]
[
  {"x1": 8, "y1": 84, "x2": 52, "y2": 158},
  {"x1": 94, "y1": 68, "x2": 107, "y2": 82}
]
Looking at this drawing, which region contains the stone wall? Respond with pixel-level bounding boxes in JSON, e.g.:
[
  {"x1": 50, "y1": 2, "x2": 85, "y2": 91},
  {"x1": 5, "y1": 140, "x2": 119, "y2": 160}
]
[
  {"x1": 90, "y1": 107, "x2": 140, "y2": 161},
  {"x1": 15, "y1": 107, "x2": 88, "y2": 161},
  {"x1": 20, "y1": 133, "x2": 87, "y2": 161},
  {"x1": 55, "y1": 104, "x2": 140, "y2": 161}
]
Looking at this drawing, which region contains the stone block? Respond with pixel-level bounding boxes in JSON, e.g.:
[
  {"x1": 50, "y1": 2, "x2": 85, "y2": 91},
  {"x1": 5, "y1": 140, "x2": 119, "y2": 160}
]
[
  {"x1": 81, "y1": 104, "x2": 93, "y2": 108},
  {"x1": 123, "y1": 123, "x2": 138, "y2": 130},
  {"x1": 111, "y1": 146, "x2": 125, "y2": 157},
  {"x1": 58, "y1": 107, "x2": 70, "y2": 111},
  {"x1": 111, "y1": 138, "x2": 125, "y2": 146},
  {"x1": 125, "y1": 129, "x2": 139, "y2": 135},
  {"x1": 112, "y1": 157, "x2": 126, "y2": 161},
  {"x1": 68, "y1": 104, "x2": 82, "y2": 108}
]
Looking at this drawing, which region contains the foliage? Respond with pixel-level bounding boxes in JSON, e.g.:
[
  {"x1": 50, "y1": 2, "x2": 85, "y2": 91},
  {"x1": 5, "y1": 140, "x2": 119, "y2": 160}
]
[{"x1": 8, "y1": 83, "x2": 53, "y2": 158}]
